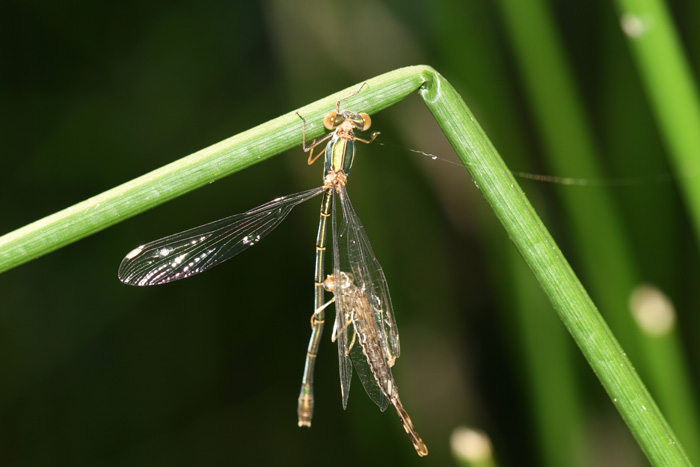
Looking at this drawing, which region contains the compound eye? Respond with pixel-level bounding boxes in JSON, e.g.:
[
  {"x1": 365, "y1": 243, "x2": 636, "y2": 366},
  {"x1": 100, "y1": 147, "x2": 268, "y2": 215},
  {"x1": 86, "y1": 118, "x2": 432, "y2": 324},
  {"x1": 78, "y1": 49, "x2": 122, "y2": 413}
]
[
  {"x1": 323, "y1": 112, "x2": 338, "y2": 130},
  {"x1": 359, "y1": 113, "x2": 372, "y2": 131}
]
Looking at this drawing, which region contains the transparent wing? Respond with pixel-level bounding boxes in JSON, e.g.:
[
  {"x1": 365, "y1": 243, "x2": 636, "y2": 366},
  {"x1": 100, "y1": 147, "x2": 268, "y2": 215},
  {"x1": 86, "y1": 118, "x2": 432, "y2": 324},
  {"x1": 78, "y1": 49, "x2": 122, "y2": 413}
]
[
  {"x1": 334, "y1": 188, "x2": 392, "y2": 412},
  {"x1": 332, "y1": 191, "x2": 353, "y2": 409},
  {"x1": 346, "y1": 302, "x2": 390, "y2": 411},
  {"x1": 118, "y1": 186, "x2": 324, "y2": 286},
  {"x1": 337, "y1": 185, "x2": 400, "y2": 363}
]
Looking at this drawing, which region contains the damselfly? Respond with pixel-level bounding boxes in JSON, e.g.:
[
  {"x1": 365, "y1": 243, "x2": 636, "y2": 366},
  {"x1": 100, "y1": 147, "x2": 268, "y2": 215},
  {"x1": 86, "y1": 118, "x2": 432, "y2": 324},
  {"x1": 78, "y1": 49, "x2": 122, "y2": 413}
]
[{"x1": 118, "y1": 85, "x2": 427, "y2": 455}]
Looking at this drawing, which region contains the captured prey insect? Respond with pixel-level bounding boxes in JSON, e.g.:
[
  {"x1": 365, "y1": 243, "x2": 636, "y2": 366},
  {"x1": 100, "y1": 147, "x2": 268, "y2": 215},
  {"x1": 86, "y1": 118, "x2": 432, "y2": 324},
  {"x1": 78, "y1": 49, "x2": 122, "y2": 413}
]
[
  {"x1": 117, "y1": 84, "x2": 428, "y2": 455},
  {"x1": 321, "y1": 271, "x2": 428, "y2": 456}
]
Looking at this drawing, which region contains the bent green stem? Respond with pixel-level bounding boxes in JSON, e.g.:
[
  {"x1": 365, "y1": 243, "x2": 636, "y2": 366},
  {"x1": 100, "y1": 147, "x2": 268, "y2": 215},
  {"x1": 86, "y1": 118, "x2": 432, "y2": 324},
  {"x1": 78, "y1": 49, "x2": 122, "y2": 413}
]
[{"x1": 0, "y1": 65, "x2": 690, "y2": 465}]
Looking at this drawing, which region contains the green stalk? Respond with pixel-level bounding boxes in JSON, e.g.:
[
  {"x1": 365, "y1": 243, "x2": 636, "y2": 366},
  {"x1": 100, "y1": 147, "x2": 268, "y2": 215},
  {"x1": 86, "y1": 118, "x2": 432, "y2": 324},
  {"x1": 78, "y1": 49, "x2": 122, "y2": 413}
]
[
  {"x1": 496, "y1": 0, "x2": 700, "y2": 462},
  {"x1": 0, "y1": 65, "x2": 689, "y2": 464},
  {"x1": 612, "y1": 0, "x2": 700, "y2": 459},
  {"x1": 0, "y1": 67, "x2": 424, "y2": 273},
  {"x1": 495, "y1": 0, "x2": 641, "y2": 355},
  {"x1": 418, "y1": 68, "x2": 690, "y2": 465},
  {"x1": 430, "y1": 3, "x2": 586, "y2": 463},
  {"x1": 612, "y1": 0, "x2": 700, "y2": 242},
  {"x1": 508, "y1": 248, "x2": 587, "y2": 467}
]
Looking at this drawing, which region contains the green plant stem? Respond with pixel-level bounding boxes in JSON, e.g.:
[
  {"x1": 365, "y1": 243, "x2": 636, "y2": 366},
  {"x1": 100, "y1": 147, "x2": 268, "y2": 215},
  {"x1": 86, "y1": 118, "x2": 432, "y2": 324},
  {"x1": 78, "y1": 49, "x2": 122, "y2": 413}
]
[
  {"x1": 418, "y1": 68, "x2": 690, "y2": 466},
  {"x1": 0, "y1": 65, "x2": 690, "y2": 464},
  {"x1": 496, "y1": 0, "x2": 642, "y2": 357},
  {"x1": 0, "y1": 67, "x2": 425, "y2": 273},
  {"x1": 431, "y1": 4, "x2": 586, "y2": 464},
  {"x1": 497, "y1": 1, "x2": 700, "y2": 462},
  {"x1": 612, "y1": 0, "x2": 700, "y2": 243},
  {"x1": 508, "y1": 248, "x2": 587, "y2": 467},
  {"x1": 610, "y1": 1, "x2": 700, "y2": 461}
]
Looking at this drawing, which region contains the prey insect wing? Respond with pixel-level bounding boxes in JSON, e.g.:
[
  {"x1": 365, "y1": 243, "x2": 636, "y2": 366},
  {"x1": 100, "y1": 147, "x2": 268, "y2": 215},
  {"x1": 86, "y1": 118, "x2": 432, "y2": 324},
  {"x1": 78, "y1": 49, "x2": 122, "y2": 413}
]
[
  {"x1": 324, "y1": 270, "x2": 428, "y2": 456},
  {"x1": 349, "y1": 332, "x2": 390, "y2": 412},
  {"x1": 118, "y1": 186, "x2": 324, "y2": 286},
  {"x1": 331, "y1": 193, "x2": 354, "y2": 409},
  {"x1": 337, "y1": 185, "x2": 400, "y2": 364},
  {"x1": 332, "y1": 187, "x2": 394, "y2": 411}
]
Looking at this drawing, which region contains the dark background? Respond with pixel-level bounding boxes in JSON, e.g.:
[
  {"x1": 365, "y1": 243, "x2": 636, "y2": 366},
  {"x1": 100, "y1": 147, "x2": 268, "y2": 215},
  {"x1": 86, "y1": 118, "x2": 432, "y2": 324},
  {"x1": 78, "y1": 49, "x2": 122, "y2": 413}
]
[{"x1": 2, "y1": 1, "x2": 699, "y2": 466}]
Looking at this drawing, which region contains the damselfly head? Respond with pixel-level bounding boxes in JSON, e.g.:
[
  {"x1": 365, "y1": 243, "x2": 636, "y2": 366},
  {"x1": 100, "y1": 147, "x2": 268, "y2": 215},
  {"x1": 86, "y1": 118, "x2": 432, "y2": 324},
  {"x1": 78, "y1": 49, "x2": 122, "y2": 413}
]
[{"x1": 323, "y1": 110, "x2": 372, "y2": 132}]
